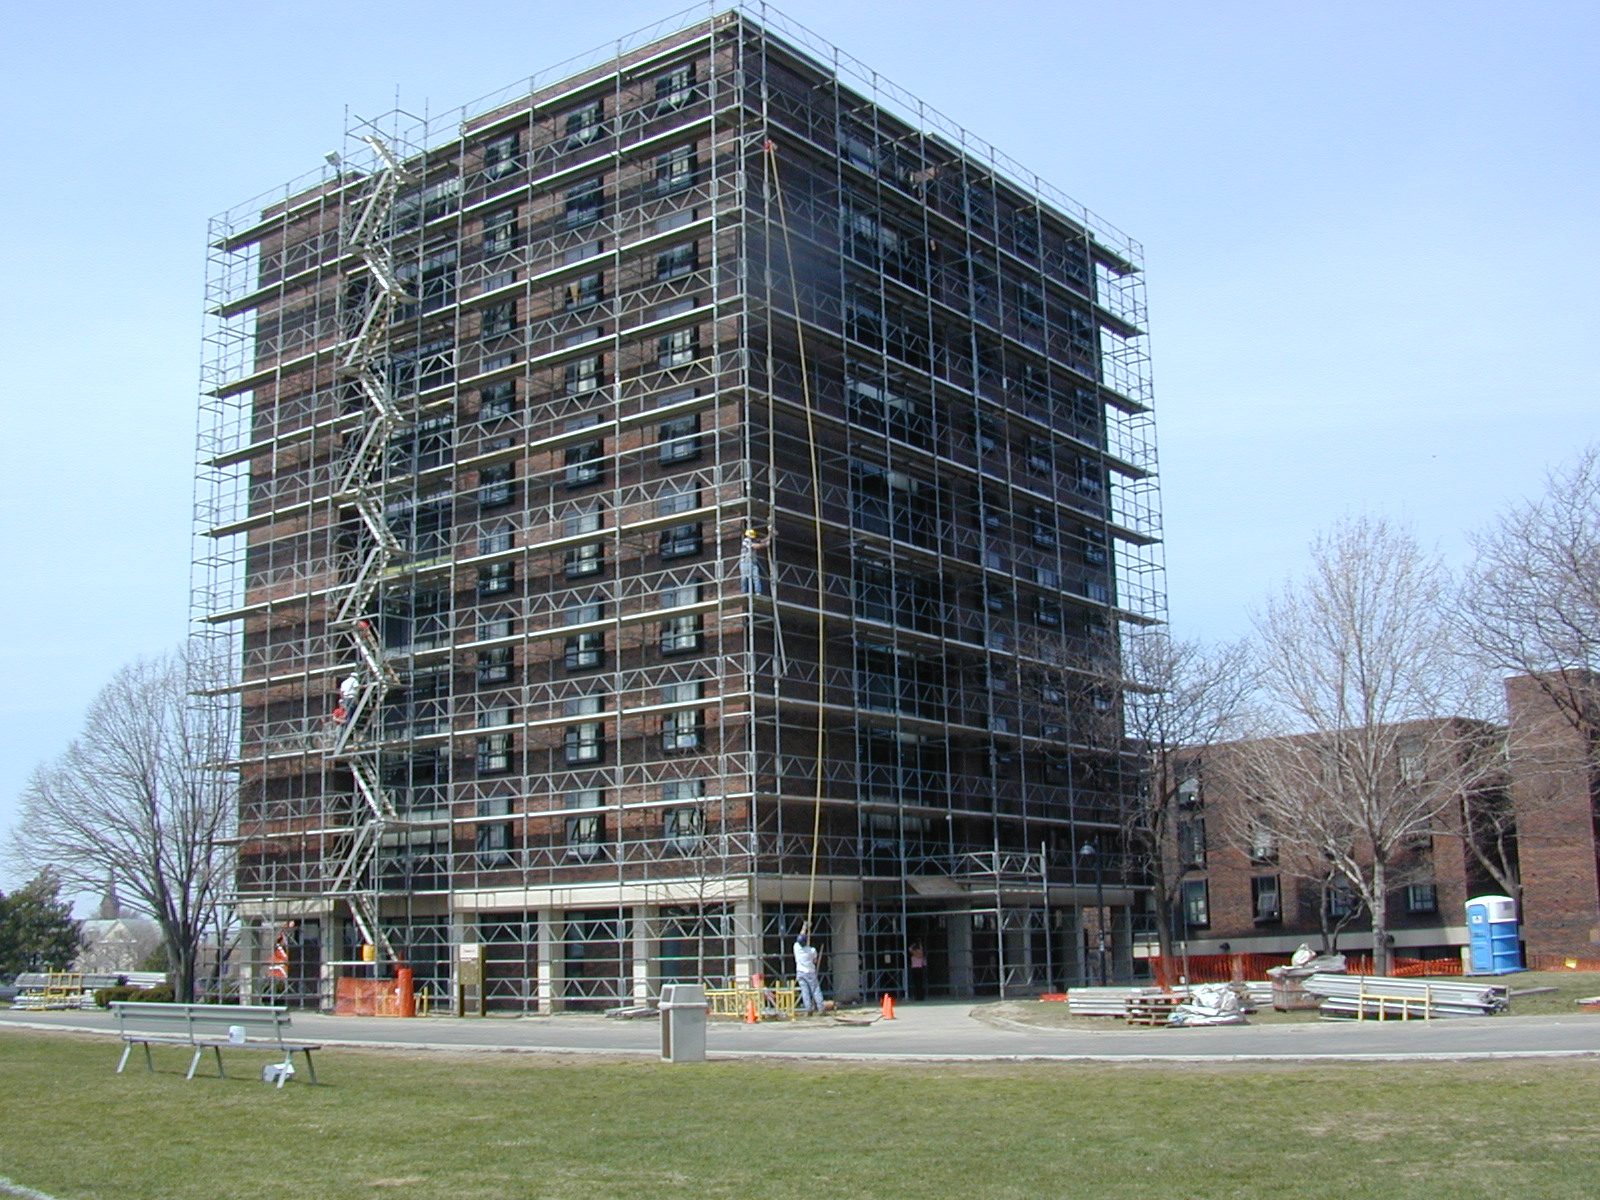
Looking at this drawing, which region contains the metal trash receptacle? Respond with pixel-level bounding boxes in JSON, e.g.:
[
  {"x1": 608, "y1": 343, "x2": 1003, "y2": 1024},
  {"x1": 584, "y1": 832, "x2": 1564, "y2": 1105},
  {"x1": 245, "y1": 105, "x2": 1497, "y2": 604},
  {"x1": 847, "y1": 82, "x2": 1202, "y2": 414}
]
[{"x1": 659, "y1": 983, "x2": 708, "y2": 1063}]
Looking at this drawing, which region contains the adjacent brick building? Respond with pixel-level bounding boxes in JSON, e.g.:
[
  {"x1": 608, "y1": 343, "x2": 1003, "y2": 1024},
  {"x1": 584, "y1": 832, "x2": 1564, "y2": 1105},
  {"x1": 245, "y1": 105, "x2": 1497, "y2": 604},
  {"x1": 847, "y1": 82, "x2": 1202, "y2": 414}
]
[{"x1": 1169, "y1": 675, "x2": 1598, "y2": 966}]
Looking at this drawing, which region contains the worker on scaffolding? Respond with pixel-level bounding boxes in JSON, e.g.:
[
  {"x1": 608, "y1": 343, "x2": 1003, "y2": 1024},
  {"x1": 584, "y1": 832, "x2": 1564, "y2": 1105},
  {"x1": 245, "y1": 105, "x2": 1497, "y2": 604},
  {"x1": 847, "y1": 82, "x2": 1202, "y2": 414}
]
[
  {"x1": 739, "y1": 524, "x2": 772, "y2": 595},
  {"x1": 334, "y1": 673, "x2": 360, "y2": 725}
]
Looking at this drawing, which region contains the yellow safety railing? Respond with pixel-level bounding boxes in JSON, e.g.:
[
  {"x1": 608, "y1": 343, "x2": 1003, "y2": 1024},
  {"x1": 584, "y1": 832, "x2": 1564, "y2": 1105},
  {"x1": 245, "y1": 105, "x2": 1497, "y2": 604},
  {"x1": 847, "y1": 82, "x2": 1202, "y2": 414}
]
[
  {"x1": 705, "y1": 980, "x2": 800, "y2": 1020},
  {"x1": 1355, "y1": 980, "x2": 1433, "y2": 1021}
]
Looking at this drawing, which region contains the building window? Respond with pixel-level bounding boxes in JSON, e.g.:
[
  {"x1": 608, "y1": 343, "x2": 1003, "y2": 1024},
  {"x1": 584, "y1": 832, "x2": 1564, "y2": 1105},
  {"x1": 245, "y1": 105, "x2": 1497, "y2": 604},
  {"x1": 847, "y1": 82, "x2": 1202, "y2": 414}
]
[
  {"x1": 661, "y1": 681, "x2": 705, "y2": 753},
  {"x1": 1031, "y1": 596, "x2": 1062, "y2": 629},
  {"x1": 564, "y1": 272, "x2": 604, "y2": 311},
  {"x1": 1252, "y1": 876, "x2": 1283, "y2": 924},
  {"x1": 482, "y1": 132, "x2": 520, "y2": 180},
  {"x1": 474, "y1": 822, "x2": 512, "y2": 868},
  {"x1": 1405, "y1": 883, "x2": 1438, "y2": 914},
  {"x1": 660, "y1": 582, "x2": 703, "y2": 654},
  {"x1": 1025, "y1": 437, "x2": 1053, "y2": 474},
  {"x1": 1177, "y1": 818, "x2": 1207, "y2": 869},
  {"x1": 564, "y1": 101, "x2": 604, "y2": 147},
  {"x1": 566, "y1": 818, "x2": 603, "y2": 860},
  {"x1": 656, "y1": 63, "x2": 696, "y2": 109},
  {"x1": 565, "y1": 354, "x2": 603, "y2": 397},
  {"x1": 389, "y1": 335, "x2": 455, "y2": 390},
  {"x1": 1015, "y1": 281, "x2": 1046, "y2": 328},
  {"x1": 564, "y1": 631, "x2": 604, "y2": 672},
  {"x1": 479, "y1": 300, "x2": 516, "y2": 341},
  {"x1": 564, "y1": 440, "x2": 605, "y2": 489},
  {"x1": 657, "y1": 327, "x2": 700, "y2": 369},
  {"x1": 1397, "y1": 737, "x2": 1425, "y2": 785},
  {"x1": 479, "y1": 614, "x2": 513, "y2": 641},
  {"x1": 1248, "y1": 820, "x2": 1278, "y2": 865},
  {"x1": 1081, "y1": 527, "x2": 1109, "y2": 566},
  {"x1": 393, "y1": 177, "x2": 462, "y2": 231},
  {"x1": 476, "y1": 645, "x2": 512, "y2": 684},
  {"x1": 657, "y1": 242, "x2": 698, "y2": 280},
  {"x1": 478, "y1": 380, "x2": 517, "y2": 421},
  {"x1": 1176, "y1": 769, "x2": 1202, "y2": 809},
  {"x1": 660, "y1": 523, "x2": 702, "y2": 560},
  {"x1": 482, "y1": 207, "x2": 519, "y2": 254},
  {"x1": 395, "y1": 252, "x2": 459, "y2": 321},
  {"x1": 477, "y1": 560, "x2": 514, "y2": 596},
  {"x1": 657, "y1": 480, "x2": 700, "y2": 517},
  {"x1": 1030, "y1": 508, "x2": 1057, "y2": 548},
  {"x1": 478, "y1": 463, "x2": 514, "y2": 507},
  {"x1": 476, "y1": 733, "x2": 511, "y2": 775},
  {"x1": 564, "y1": 504, "x2": 603, "y2": 539},
  {"x1": 661, "y1": 613, "x2": 703, "y2": 654},
  {"x1": 656, "y1": 146, "x2": 698, "y2": 194},
  {"x1": 564, "y1": 721, "x2": 604, "y2": 765},
  {"x1": 565, "y1": 541, "x2": 604, "y2": 578},
  {"x1": 563, "y1": 617, "x2": 604, "y2": 670},
  {"x1": 1181, "y1": 879, "x2": 1210, "y2": 930},
  {"x1": 1326, "y1": 885, "x2": 1357, "y2": 919},
  {"x1": 664, "y1": 805, "x2": 704, "y2": 853},
  {"x1": 565, "y1": 178, "x2": 605, "y2": 227},
  {"x1": 658, "y1": 414, "x2": 701, "y2": 464}
]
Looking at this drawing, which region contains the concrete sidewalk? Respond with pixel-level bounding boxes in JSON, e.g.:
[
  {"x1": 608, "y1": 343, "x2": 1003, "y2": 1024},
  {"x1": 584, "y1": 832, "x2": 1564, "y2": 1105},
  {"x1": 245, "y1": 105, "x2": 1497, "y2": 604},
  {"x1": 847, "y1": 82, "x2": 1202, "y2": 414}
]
[{"x1": 7, "y1": 1001, "x2": 1600, "y2": 1063}]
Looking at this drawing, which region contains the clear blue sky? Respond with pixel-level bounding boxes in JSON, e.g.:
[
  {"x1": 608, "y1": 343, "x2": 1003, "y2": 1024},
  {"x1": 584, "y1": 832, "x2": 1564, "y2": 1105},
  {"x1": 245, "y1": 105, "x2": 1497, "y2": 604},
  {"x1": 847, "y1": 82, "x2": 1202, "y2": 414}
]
[{"x1": 0, "y1": 0, "x2": 1593, "y2": 890}]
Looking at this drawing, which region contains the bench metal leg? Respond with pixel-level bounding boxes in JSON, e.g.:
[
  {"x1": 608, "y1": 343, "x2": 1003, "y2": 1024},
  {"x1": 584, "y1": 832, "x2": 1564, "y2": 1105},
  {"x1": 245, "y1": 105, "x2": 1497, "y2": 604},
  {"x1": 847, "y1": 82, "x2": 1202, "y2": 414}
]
[
  {"x1": 143, "y1": 1043, "x2": 155, "y2": 1073},
  {"x1": 186, "y1": 1047, "x2": 203, "y2": 1080},
  {"x1": 116, "y1": 1043, "x2": 132, "y2": 1074},
  {"x1": 213, "y1": 1045, "x2": 226, "y2": 1079},
  {"x1": 275, "y1": 1055, "x2": 292, "y2": 1089},
  {"x1": 299, "y1": 1049, "x2": 317, "y2": 1086}
]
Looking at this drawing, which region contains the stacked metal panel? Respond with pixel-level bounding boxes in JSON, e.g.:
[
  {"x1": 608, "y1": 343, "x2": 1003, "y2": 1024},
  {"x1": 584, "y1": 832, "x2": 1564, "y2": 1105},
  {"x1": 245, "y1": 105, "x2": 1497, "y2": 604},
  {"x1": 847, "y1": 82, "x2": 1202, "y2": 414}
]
[{"x1": 1304, "y1": 973, "x2": 1509, "y2": 1019}]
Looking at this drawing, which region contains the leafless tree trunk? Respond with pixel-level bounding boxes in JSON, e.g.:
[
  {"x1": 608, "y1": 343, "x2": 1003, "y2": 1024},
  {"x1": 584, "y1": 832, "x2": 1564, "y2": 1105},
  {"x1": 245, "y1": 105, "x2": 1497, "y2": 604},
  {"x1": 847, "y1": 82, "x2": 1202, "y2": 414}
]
[
  {"x1": 1227, "y1": 516, "x2": 1489, "y2": 975},
  {"x1": 1023, "y1": 626, "x2": 1252, "y2": 965},
  {"x1": 7, "y1": 642, "x2": 236, "y2": 1001}
]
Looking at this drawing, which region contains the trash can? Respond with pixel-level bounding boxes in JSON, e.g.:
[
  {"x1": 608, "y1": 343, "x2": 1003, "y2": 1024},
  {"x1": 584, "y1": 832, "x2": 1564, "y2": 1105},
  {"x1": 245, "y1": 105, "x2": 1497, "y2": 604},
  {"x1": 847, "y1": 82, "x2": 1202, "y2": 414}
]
[{"x1": 659, "y1": 983, "x2": 708, "y2": 1063}]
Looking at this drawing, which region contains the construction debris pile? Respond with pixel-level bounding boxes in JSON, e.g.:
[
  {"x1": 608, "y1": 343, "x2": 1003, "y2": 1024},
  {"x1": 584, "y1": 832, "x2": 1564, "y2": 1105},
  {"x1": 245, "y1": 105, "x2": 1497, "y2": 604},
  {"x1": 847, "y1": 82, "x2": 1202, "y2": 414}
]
[{"x1": 1168, "y1": 983, "x2": 1247, "y2": 1027}]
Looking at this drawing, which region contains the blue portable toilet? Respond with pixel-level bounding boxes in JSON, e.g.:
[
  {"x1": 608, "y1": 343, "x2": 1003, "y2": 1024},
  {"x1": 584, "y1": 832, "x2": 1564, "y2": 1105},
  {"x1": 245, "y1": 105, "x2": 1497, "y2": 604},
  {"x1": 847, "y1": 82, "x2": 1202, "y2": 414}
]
[{"x1": 1466, "y1": 895, "x2": 1523, "y2": 975}]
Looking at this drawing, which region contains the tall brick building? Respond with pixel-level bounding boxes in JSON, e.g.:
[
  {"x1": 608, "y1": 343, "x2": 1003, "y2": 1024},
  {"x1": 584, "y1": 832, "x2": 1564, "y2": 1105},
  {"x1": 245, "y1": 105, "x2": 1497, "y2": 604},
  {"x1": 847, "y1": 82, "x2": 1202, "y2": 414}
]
[{"x1": 195, "y1": 5, "x2": 1162, "y2": 1009}]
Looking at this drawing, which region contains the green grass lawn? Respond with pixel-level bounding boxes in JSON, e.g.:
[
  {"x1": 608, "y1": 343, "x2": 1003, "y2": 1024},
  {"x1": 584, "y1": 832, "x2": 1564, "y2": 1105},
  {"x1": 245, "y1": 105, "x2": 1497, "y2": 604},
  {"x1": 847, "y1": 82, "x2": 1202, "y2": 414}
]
[{"x1": 2, "y1": 1030, "x2": 1599, "y2": 1199}]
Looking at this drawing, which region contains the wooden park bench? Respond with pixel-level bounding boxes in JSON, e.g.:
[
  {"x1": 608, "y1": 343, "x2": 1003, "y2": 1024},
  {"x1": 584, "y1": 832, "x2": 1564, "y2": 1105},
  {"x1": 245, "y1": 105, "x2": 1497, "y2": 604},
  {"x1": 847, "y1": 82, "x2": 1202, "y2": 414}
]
[{"x1": 111, "y1": 1002, "x2": 320, "y2": 1088}]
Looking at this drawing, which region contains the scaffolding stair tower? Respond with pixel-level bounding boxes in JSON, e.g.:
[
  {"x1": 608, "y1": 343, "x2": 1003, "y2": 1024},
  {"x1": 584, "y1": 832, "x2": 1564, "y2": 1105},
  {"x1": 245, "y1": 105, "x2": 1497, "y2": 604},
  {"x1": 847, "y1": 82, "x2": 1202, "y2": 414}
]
[{"x1": 324, "y1": 135, "x2": 415, "y2": 965}]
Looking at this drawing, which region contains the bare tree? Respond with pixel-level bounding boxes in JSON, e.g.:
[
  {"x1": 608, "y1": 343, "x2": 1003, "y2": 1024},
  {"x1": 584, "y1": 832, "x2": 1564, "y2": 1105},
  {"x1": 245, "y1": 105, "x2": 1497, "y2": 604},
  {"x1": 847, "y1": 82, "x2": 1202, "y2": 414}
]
[
  {"x1": 7, "y1": 643, "x2": 236, "y2": 1000},
  {"x1": 1227, "y1": 516, "x2": 1488, "y2": 975},
  {"x1": 1463, "y1": 446, "x2": 1600, "y2": 746},
  {"x1": 1024, "y1": 626, "x2": 1252, "y2": 967},
  {"x1": 1118, "y1": 630, "x2": 1253, "y2": 961}
]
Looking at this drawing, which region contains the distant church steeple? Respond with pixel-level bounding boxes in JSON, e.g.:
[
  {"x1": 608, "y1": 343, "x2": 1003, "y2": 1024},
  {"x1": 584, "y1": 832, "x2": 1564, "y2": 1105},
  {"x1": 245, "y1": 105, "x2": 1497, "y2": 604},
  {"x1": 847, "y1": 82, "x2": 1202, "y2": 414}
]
[{"x1": 95, "y1": 873, "x2": 121, "y2": 921}]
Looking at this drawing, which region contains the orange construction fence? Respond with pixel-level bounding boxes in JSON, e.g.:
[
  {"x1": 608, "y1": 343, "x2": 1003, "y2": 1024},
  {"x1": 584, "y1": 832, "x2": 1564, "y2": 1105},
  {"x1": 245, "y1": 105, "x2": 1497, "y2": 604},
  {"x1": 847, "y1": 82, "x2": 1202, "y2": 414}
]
[{"x1": 334, "y1": 972, "x2": 416, "y2": 1016}]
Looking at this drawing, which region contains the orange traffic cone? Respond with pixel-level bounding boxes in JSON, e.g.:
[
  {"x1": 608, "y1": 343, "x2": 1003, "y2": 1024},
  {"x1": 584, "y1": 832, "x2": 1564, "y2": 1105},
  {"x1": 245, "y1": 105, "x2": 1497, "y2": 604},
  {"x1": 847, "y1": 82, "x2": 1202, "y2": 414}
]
[
  {"x1": 745, "y1": 997, "x2": 760, "y2": 1024},
  {"x1": 881, "y1": 993, "x2": 896, "y2": 1020}
]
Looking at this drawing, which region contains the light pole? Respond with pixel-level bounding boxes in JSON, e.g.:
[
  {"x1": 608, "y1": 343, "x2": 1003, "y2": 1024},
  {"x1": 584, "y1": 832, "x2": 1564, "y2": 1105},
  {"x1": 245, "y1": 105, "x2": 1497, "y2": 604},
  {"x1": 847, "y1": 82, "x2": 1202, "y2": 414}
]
[{"x1": 1079, "y1": 842, "x2": 1107, "y2": 985}]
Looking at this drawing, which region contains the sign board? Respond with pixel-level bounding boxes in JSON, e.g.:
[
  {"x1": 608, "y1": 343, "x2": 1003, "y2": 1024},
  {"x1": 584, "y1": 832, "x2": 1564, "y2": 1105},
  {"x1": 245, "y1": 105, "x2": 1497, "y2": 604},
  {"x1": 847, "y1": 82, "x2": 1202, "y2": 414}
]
[{"x1": 457, "y1": 942, "x2": 482, "y2": 987}]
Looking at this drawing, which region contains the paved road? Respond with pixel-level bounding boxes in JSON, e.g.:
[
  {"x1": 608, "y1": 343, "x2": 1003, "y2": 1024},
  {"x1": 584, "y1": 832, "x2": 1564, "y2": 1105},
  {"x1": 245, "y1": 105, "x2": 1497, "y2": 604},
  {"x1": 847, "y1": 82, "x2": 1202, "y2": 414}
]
[{"x1": 7, "y1": 1002, "x2": 1600, "y2": 1063}]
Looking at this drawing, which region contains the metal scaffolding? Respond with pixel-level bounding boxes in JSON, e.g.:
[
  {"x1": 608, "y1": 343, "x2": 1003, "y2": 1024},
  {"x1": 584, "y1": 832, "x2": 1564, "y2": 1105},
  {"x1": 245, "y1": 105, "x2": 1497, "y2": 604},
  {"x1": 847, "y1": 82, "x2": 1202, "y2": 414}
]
[{"x1": 194, "y1": 1, "x2": 1162, "y2": 1012}]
